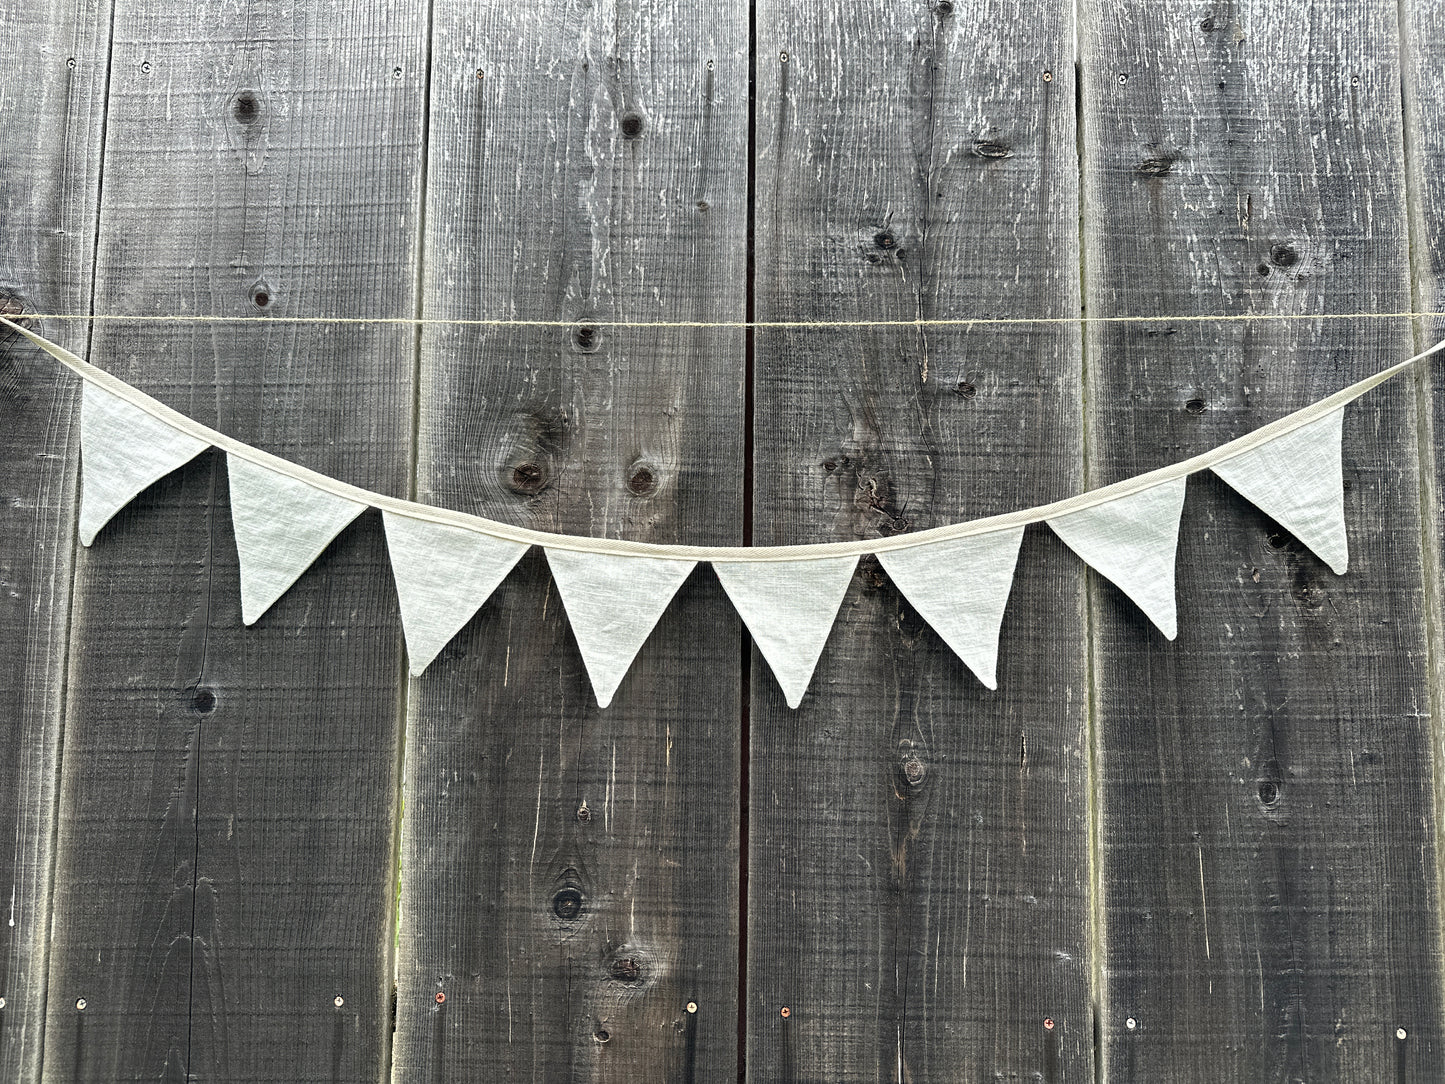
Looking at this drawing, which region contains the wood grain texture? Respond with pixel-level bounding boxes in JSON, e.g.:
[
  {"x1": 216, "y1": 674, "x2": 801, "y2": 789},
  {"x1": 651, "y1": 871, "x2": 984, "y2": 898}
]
[
  {"x1": 0, "y1": 3, "x2": 111, "y2": 1079},
  {"x1": 391, "y1": 3, "x2": 746, "y2": 1080},
  {"x1": 1081, "y1": 1, "x2": 1445, "y2": 1079},
  {"x1": 1399, "y1": 0, "x2": 1445, "y2": 1055},
  {"x1": 748, "y1": 1, "x2": 1090, "y2": 1079},
  {"x1": 37, "y1": 3, "x2": 427, "y2": 1080}
]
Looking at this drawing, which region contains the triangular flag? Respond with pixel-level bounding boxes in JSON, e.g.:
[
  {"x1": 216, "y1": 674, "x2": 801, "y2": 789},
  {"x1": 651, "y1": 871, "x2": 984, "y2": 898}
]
[
  {"x1": 78, "y1": 382, "x2": 209, "y2": 545},
  {"x1": 713, "y1": 556, "x2": 858, "y2": 708},
  {"x1": 383, "y1": 513, "x2": 530, "y2": 675},
  {"x1": 544, "y1": 549, "x2": 696, "y2": 708},
  {"x1": 1047, "y1": 477, "x2": 1187, "y2": 639},
  {"x1": 1211, "y1": 408, "x2": 1347, "y2": 574},
  {"x1": 877, "y1": 527, "x2": 1025, "y2": 689},
  {"x1": 227, "y1": 454, "x2": 368, "y2": 624}
]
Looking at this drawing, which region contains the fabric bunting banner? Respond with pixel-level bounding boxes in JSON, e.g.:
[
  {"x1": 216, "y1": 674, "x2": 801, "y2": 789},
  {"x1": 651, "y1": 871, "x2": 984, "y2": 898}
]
[{"x1": 7, "y1": 319, "x2": 1438, "y2": 709}]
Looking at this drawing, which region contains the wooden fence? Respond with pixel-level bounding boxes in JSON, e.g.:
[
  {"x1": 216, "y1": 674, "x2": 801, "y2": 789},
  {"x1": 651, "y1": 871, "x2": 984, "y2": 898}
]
[{"x1": 3, "y1": 0, "x2": 1445, "y2": 1080}]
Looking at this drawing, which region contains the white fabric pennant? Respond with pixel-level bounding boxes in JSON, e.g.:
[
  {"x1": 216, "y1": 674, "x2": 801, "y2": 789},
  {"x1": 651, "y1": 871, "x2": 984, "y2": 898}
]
[
  {"x1": 1211, "y1": 408, "x2": 1347, "y2": 574},
  {"x1": 877, "y1": 527, "x2": 1024, "y2": 690},
  {"x1": 713, "y1": 556, "x2": 858, "y2": 708},
  {"x1": 227, "y1": 454, "x2": 368, "y2": 624},
  {"x1": 79, "y1": 381, "x2": 210, "y2": 545},
  {"x1": 1047, "y1": 477, "x2": 1187, "y2": 639},
  {"x1": 544, "y1": 549, "x2": 696, "y2": 708},
  {"x1": 383, "y1": 513, "x2": 530, "y2": 675}
]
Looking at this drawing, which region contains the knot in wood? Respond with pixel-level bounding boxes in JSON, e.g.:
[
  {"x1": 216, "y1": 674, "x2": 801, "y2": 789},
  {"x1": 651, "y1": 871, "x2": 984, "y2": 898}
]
[
  {"x1": 572, "y1": 324, "x2": 600, "y2": 353},
  {"x1": 627, "y1": 462, "x2": 657, "y2": 496},
  {"x1": 609, "y1": 957, "x2": 643, "y2": 983},
  {"x1": 508, "y1": 462, "x2": 547, "y2": 495},
  {"x1": 901, "y1": 755, "x2": 926, "y2": 786},
  {"x1": 233, "y1": 91, "x2": 260, "y2": 124},
  {"x1": 971, "y1": 139, "x2": 1012, "y2": 159},
  {"x1": 1269, "y1": 243, "x2": 1299, "y2": 268},
  {"x1": 1136, "y1": 155, "x2": 1176, "y2": 176},
  {"x1": 552, "y1": 888, "x2": 584, "y2": 920}
]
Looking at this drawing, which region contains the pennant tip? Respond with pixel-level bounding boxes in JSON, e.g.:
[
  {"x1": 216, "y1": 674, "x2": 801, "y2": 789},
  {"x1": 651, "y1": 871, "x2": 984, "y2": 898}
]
[{"x1": 594, "y1": 691, "x2": 615, "y2": 710}]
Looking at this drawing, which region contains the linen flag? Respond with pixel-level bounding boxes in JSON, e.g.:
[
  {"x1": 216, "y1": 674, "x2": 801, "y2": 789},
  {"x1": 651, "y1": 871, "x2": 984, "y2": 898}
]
[
  {"x1": 544, "y1": 549, "x2": 697, "y2": 708},
  {"x1": 78, "y1": 382, "x2": 209, "y2": 546},
  {"x1": 1211, "y1": 408, "x2": 1348, "y2": 574},
  {"x1": 1046, "y1": 476, "x2": 1188, "y2": 639},
  {"x1": 713, "y1": 556, "x2": 858, "y2": 708},
  {"x1": 383, "y1": 512, "x2": 530, "y2": 674},
  {"x1": 227, "y1": 454, "x2": 368, "y2": 624},
  {"x1": 877, "y1": 527, "x2": 1025, "y2": 689}
]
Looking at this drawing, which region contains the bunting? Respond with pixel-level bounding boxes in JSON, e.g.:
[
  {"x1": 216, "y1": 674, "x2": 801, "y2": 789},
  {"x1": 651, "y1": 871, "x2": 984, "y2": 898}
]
[
  {"x1": 1046, "y1": 478, "x2": 1187, "y2": 640},
  {"x1": 383, "y1": 513, "x2": 529, "y2": 674},
  {"x1": 1211, "y1": 409, "x2": 1348, "y2": 574},
  {"x1": 876, "y1": 528, "x2": 1024, "y2": 689},
  {"x1": 544, "y1": 550, "x2": 696, "y2": 708},
  {"x1": 6, "y1": 320, "x2": 1430, "y2": 710},
  {"x1": 227, "y1": 455, "x2": 368, "y2": 625},
  {"x1": 714, "y1": 556, "x2": 858, "y2": 708},
  {"x1": 79, "y1": 382, "x2": 208, "y2": 546}
]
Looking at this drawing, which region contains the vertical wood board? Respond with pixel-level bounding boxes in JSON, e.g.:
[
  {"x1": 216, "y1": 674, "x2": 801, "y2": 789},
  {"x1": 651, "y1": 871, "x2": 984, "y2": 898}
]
[
  {"x1": 39, "y1": 3, "x2": 428, "y2": 1080},
  {"x1": 392, "y1": 3, "x2": 747, "y2": 1080},
  {"x1": 1081, "y1": 1, "x2": 1444, "y2": 1078},
  {"x1": 1400, "y1": 0, "x2": 1445, "y2": 999},
  {"x1": 0, "y1": 2, "x2": 112, "y2": 1079},
  {"x1": 748, "y1": 1, "x2": 1091, "y2": 1079}
]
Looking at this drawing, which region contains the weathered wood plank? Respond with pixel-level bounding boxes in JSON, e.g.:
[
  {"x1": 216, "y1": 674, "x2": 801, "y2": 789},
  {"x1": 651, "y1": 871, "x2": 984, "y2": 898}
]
[
  {"x1": 1399, "y1": 0, "x2": 1445, "y2": 1056},
  {"x1": 1082, "y1": 1, "x2": 1445, "y2": 1078},
  {"x1": 38, "y1": 4, "x2": 427, "y2": 1080},
  {"x1": 0, "y1": 4, "x2": 112, "y2": 1079},
  {"x1": 747, "y1": 2, "x2": 1091, "y2": 1079},
  {"x1": 391, "y1": 5, "x2": 746, "y2": 1081}
]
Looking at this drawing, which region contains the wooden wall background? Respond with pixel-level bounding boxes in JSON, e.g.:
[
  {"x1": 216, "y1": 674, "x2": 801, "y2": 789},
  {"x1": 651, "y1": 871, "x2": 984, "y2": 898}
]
[{"x1": 2, "y1": 0, "x2": 1443, "y2": 1080}]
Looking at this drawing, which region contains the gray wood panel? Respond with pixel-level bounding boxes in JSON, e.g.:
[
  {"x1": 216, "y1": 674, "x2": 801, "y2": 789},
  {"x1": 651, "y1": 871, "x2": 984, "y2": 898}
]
[
  {"x1": 748, "y1": 1, "x2": 1091, "y2": 1078},
  {"x1": 0, "y1": 4, "x2": 112, "y2": 1079},
  {"x1": 1401, "y1": 2, "x2": 1445, "y2": 994},
  {"x1": 391, "y1": 4, "x2": 747, "y2": 1080},
  {"x1": 1081, "y1": 1, "x2": 1444, "y2": 1078},
  {"x1": 38, "y1": 4, "x2": 427, "y2": 1080}
]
